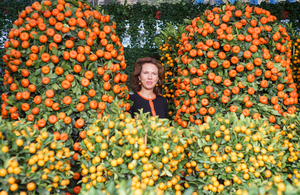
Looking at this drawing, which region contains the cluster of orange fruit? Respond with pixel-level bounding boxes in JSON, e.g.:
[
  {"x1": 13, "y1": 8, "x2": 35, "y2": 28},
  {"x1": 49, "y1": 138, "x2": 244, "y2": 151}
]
[
  {"x1": 73, "y1": 103, "x2": 300, "y2": 195},
  {"x1": 77, "y1": 108, "x2": 188, "y2": 195},
  {"x1": 289, "y1": 37, "x2": 300, "y2": 95},
  {"x1": 180, "y1": 114, "x2": 289, "y2": 194},
  {"x1": 0, "y1": 119, "x2": 73, "y2": 195},
  {"x1": 1, "y1": 0, "x2": 130, "y2": 134},
  {"x1": 172, "y1": 3, "x2": 298, "y2": 128}
]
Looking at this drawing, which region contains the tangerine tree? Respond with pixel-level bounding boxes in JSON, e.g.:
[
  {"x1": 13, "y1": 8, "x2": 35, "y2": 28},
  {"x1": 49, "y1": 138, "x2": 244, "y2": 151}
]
[
  {"x1": 172, "y1": 1, "x2": 298, "y2": 128},
  {"x1": 1, "y1": 0, "x2": 130, "y2": 135}
]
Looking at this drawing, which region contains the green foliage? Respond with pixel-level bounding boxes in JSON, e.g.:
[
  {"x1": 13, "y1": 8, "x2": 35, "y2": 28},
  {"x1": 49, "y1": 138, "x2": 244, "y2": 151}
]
[
  {"x1": 244, "y1": 180, "x2": 300, "y2": 195},
  {"x1": 84, "y1": 179, "x2": 195, "y2": 195}
]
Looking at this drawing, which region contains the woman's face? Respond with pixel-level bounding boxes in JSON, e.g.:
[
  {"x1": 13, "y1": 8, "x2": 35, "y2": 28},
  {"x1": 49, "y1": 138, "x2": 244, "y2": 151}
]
[{"x1": 138, "y1": 63, "x2": 159, "y2": 91}]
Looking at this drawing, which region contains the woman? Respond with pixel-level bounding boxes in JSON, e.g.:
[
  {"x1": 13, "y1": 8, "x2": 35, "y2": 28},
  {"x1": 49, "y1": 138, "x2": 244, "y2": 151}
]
[{"x1": 129, "y1": 57, "x2": 168, "y2": 118}]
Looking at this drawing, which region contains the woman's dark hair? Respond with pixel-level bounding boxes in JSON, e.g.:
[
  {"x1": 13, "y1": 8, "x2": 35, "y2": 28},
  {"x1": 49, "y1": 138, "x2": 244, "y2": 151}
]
[{"x1": 130, "y1": 57, "x2": 164, "y2": 95}]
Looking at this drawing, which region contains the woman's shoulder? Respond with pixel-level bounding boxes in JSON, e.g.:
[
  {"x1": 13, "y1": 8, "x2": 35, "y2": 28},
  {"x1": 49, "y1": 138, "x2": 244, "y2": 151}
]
[
  {"x1": 156, "y1": 95, "x2": 167, "y2": 103},
  {"x1": 129, "y1": 92, "x2": 138, "y2": 100}
]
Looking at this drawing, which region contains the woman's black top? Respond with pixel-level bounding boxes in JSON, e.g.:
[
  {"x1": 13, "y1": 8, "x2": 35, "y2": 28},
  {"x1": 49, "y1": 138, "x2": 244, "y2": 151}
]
[{"x1": 129, "y1": 92, "x2": 168, "y2": 118}]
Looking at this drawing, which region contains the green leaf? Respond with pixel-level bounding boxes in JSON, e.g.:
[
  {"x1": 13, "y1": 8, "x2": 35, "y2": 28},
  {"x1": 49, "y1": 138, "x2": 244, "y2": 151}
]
[
  {"x1": 72, "y1": 0, "x2": 79, "y2": 7},
  {"x1": 95, "y1": 5, "x2": 100, "y2": 12},
  {"x1": 107, "y1": 181, "x2": 115, "y2": 194},
  {"x1": 184, "y1": 187, "x2": 195, "y2": 195},
  {"x1": 54, "y1": 122, "x2": 61, "y2": 130},
  {"x1": 287, "y1": 88, "x2": 295, "y2": 92},
  {"x1": 107, "y1": 60, "x2": 112, "y2": 70},
  {"x1": 84, "y1": 59, "x2": 89, "y2": 68},
  {"x1": 36, "y1": 188, "x2": 50, "y2": 195},
  {"x1": 52, "y1": 46, "x2": 58, "y2": 56},
  {"x1": 164, "y1": 169, "x2": 172, "y2": 177},
  {"x1": 88, "y1": 186, "x2": 97, "y2": 195},
  {"x1": 51, "y1": 83, "x2": 60, "y2": 90},
  {"x1": 186, "y1": 176, "x2": 195, "y2": 181},
  {"x1": 12, "y1": 141, "x2": 17, "y2": 151},
  {"x1": 125, "y1": 123, "x2": 133, "y2": 131},
  {"x1": 39, "y1": 45, "x2": 46, "y2": 57},
  {"x1": 47, "y1": 74, "x2": 57, "y2": 79},
  {"x1": 88, "y1": 15, "x2": 94, "y2": 25},
  {"x1": 32, "y1": 34, "x2": 39, "y2": 39}
]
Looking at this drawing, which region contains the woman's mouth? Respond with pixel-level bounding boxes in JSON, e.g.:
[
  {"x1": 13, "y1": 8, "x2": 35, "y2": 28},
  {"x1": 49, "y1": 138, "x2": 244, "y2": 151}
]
[{"x1": 146, "y1": 81, "x2": 153, "y2": 85}]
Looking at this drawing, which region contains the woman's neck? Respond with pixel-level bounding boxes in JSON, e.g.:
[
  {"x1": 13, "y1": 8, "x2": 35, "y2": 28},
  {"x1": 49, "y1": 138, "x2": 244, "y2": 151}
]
[{"x1": 138, "y1": 88, "x2": 156, "y2": 99}]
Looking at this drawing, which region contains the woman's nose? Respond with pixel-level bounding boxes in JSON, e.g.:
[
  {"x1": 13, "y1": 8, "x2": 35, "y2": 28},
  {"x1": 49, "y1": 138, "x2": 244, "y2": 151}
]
[{"x1": 148, "y1": 74, "x2": 152, "y2": 79}]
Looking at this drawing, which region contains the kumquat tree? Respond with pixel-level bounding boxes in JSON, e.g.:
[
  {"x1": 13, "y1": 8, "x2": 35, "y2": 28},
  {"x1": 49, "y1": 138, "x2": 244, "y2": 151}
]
[
  {"x1": 287, "y1": 24, "x2": 300, "y2": 91},
  {"x1": 1, "y1": 0, "x2": 300, "y2": 195},
  {"x1": 155, "y1": 23, "x2": 185, "y2": 120},
  {"x1": 0, "y1": 119, "x2": 74, "y2": 194},
  {"x1": 76, "y1": 102, "x2": 189, "y2": 195}
]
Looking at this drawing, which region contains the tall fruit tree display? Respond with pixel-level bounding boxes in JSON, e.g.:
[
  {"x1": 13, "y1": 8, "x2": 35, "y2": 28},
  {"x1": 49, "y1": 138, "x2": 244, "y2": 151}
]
[
  {"x1": 155, "y1": 23, "x2": 185, "y2": 120},
  {"x1": 173, "y1": 1, "x2": 298, "y2": 128},
  {"x1": 1, "y1": 0, "x2": 130, "y2": 135},
  {"x1": 0, "y1": 0, "x2": 130, "y2": 194}
]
